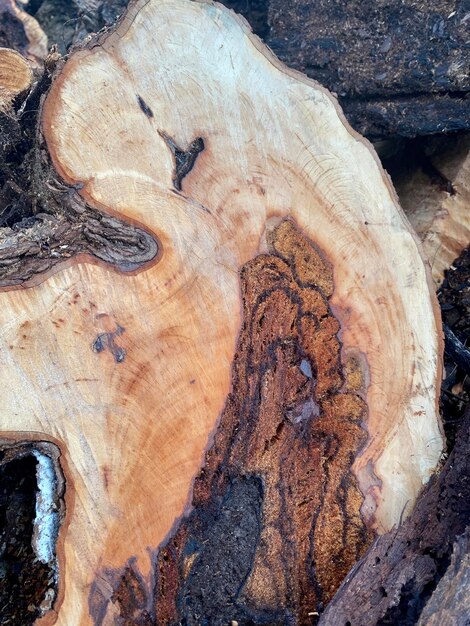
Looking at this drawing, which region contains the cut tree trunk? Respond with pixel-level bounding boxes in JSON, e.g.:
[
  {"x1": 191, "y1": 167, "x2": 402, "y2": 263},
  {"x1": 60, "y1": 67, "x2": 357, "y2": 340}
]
[{"x1": 0, "y1": 0, "x2": 444, "y2": 624}]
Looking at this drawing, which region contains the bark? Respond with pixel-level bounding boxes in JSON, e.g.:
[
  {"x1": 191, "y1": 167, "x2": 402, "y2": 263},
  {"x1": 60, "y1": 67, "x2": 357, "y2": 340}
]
[
  {"x1": 417, "y1": 527, "x2": 470, "y2": 626},
  {"x1": 264, "y1": 0, "x2": 470, "y2": 139},
  {"x1": 0, "y1": 0, "x2": 444, "y2": 624}
]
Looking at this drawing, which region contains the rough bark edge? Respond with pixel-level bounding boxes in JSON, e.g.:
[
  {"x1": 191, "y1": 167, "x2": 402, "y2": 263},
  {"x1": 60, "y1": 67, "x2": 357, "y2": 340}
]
[
  {"x1": 417, "y1": 526, "x2": 470, "y2": 626},
  {"x1": 0, "y1": 50, "x2": 159, "y2": 289}
]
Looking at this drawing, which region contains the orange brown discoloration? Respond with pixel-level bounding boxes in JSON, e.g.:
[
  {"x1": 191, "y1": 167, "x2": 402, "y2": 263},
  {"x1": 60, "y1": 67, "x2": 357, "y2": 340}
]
[
  {"x1": 101, "y1": 219, "x2": 373, "y2": 624},
  {"x1": 154, "y1": 219, "x2": 372, "y2": 622}
]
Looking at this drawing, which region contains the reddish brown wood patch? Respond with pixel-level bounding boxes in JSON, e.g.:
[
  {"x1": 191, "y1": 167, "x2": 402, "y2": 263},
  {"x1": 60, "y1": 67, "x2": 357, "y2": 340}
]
[{"x1": 98, "y1": 219, "x2": 373, "y2": 625}]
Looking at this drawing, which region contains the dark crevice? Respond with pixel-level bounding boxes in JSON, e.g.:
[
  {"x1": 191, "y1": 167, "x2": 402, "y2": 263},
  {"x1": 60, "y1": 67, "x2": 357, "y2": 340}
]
[
  {"x1": 158, "y1": 131, "x2": 205, "y2": 191},
  {"x1": 137, "y1": 94, "x2": 153, "y2": 118},
  {"x1": 438, "y1": 245, "x2": 470, "y2": 449},
  {"x1": 381, "y1": 134, "x2": 461, "y2": 196},
  {"x1": 0, "y1": 452, "x2": 54, "y2": 625}
]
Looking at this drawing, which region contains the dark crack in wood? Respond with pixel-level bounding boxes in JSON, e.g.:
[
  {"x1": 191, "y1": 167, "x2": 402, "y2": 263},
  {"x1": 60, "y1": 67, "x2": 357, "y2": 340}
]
[
  {"x1": 137, "y1": 94, "x2": 153, "y2": 118},
  {"x1": 158, "y1": 130, "x2": 205, "y2": 191}
]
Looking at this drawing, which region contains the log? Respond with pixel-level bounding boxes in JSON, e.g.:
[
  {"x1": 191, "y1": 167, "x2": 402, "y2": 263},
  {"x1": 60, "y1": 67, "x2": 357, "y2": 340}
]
[
  {"x1": 0, "y1": 0, "x2": 443, "y2": 624},
  {"x1": 396, "y1": 134, "x2": 470, "y2": 285},
  {"x1": 264, "y1": 0, "x2": 470, "y2": 139}
]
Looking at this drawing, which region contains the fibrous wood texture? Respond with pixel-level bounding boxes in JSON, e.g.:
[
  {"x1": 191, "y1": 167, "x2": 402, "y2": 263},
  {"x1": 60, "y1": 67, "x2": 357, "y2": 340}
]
[
  {"x1": 318, "y1": 409, "x2": 470, "y2": 626},
  {"x1": 0, "y1": 0, "x2": 443, "y2": 624},
  {"x1": 0, "y1": 46, "x2": 32, "y2": 107}
]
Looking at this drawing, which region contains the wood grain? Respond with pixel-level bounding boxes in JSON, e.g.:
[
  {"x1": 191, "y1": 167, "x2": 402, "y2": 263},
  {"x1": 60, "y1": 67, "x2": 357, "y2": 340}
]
[
  {"x1": 0, "y1": 0, "x2": 443, "y2": 623},
  {"x1": 0, "y1": 46, "x2": 32, "y2": 107}
]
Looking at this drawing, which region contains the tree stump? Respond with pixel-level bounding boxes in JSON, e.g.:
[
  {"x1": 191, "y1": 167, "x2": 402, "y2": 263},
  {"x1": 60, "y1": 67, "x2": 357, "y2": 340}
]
[{"x1": 0, "y1": 0, "x2": 443, "y2": 624}]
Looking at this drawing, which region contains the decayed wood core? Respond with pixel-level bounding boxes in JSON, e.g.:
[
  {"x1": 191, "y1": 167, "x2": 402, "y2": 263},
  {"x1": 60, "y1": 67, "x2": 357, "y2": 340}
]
[
  {"x1": 157, "y1": 219, "x2": 372, "y2": 623},
  {"x1": 90, "y1": 219, "x2": 372, "y2": 625}
]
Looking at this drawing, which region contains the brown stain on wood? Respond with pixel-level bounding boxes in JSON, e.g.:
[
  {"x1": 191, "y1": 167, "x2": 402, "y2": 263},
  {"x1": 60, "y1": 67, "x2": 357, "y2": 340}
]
[{"x1": 99, "y1": 219, "x2": 373, "y2": 625}]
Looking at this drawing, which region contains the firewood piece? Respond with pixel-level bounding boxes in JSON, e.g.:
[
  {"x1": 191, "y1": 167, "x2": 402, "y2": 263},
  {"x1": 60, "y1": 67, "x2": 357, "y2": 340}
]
[
  {"x1": 0, "y1": 0, "x2": 47, "y2": 65},
  {"x1": 0, "y1": 46, "x2": 32, "y2": 107},
  {"x1": 1, "y1": 0, "x2": 443, "y2": 623}
]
